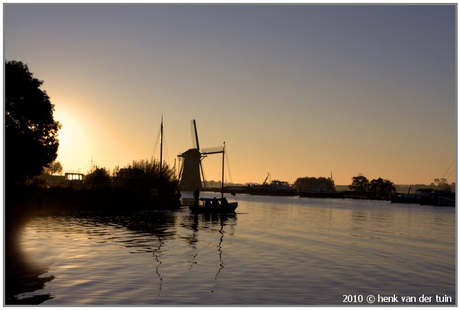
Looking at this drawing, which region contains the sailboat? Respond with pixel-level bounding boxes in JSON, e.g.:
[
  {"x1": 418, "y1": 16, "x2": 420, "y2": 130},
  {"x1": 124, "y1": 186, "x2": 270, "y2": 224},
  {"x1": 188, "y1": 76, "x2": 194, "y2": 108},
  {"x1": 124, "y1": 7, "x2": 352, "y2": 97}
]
[{"x1": 189, "y1": 142, "x2": 238, "y2": 214}]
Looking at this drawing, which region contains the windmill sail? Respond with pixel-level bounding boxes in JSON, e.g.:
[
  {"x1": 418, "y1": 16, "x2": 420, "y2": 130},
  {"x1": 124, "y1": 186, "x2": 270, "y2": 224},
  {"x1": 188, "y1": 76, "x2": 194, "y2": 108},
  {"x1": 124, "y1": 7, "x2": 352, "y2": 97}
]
[
  {"x1": 191, "y1": 119, "x2": 200, "y2": 150},
  {"x1": 201, "y1": 146, "x2": 224, "y2": 155}
]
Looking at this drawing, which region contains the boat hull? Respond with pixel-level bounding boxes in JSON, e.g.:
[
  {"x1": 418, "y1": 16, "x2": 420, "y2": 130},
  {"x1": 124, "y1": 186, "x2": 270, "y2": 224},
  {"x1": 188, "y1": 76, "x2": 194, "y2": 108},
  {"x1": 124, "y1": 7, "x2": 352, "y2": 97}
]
[
  {"x1": 436, "y1": 196, "x2": 455, "y2": 207},
  {"x1": 189, "y1": 202, "x2": 238, "y2": 214}
]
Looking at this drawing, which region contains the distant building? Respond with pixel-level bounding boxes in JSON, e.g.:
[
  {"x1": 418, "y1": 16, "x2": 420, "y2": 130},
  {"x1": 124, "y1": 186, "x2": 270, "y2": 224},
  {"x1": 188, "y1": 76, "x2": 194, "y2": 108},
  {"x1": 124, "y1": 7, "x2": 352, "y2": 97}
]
[{"x1": 65, "y1": 172, "x2": 84, "y2": 181}]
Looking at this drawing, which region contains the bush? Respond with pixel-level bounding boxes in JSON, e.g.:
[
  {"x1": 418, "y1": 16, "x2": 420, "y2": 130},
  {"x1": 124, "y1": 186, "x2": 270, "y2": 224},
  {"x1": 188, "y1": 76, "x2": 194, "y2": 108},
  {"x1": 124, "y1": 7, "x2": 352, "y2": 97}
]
[{"x1": 115, "y1": 159, "x2": 179, "y2": 196}]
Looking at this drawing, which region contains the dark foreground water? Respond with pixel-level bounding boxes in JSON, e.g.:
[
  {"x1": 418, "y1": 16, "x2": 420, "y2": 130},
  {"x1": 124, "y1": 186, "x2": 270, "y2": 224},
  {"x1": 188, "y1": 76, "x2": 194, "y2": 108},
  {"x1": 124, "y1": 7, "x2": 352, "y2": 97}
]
[{"x1": 7, "y1": 193, "x2": 456, "y2": 305}]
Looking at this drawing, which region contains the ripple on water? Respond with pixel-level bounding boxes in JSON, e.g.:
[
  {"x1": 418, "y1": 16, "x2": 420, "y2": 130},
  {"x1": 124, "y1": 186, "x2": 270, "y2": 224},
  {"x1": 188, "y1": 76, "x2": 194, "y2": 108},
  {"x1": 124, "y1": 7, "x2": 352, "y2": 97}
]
[{"x1": 10, "y1": 198, "x2": 456, "y2": 305}]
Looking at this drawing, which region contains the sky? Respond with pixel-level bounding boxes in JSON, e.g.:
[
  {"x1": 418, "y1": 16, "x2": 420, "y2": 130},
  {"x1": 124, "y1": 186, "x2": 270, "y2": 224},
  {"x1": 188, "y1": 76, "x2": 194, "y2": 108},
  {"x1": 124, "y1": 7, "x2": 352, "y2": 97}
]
[{"x1": 4, "y1": 4, "x2": 457, "y2": 186}]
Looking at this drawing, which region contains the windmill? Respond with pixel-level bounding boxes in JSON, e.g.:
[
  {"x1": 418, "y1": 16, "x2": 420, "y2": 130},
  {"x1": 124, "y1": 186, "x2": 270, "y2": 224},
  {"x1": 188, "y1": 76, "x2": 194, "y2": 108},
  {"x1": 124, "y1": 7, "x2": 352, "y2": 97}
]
[{"x1": 178, "y1": 120, "x2": 223, "y2": 191}]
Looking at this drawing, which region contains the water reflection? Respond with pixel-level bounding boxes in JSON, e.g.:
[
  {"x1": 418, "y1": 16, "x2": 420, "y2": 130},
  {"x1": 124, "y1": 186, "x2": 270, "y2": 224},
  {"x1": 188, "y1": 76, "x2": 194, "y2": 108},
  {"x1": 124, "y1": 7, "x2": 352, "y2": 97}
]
[
  {"x1": 182, "y1": 213, "x2": 237, "y2": 285},
  {"x1": 5, "y1": 221, "x2": 55, "y2": 304},
  {"x1": 9, "y1": 198, "x2": 454, "y2": 305},
  {"x1": 215, "y1": 220, "x2": 225, "y2": 280},
  {"x1": 153, "y1": 234, "x2": 164, "y2": 298},
  {"x1": 9, "y1": 209, "x2": 238, "y2": 304}
]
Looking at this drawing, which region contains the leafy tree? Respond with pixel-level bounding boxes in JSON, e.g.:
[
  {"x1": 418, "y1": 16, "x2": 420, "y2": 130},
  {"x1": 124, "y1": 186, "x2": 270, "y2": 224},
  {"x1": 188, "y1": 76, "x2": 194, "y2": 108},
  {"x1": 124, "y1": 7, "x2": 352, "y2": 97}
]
[
  {"x1": 431, "y1": 178, "x2": 452, "y2": 191},
  {"x1": 349, "y1": 174, "x2": 370, "y2": 192},
  {"x1": 117, "y1": 159, "x2": 179, "y2": 195},
  {"x1": 294, "y1": 177, "x2": 335, "y2": 192},
  {"x1": 369, "y1": 177, "x2": 396, "y2": 198},
  {"x1": 112, "y1": 165, "x2": 120, "y2": 177},
  {"x1": 5, "y1": 60, "x2": 61, "y2": 185},
  {"x1": 85, "y1": 167, "x2": 111, "y2": 188},
  {"x1": 43, "y1": 161, "x2": 63, "y2": 175}
]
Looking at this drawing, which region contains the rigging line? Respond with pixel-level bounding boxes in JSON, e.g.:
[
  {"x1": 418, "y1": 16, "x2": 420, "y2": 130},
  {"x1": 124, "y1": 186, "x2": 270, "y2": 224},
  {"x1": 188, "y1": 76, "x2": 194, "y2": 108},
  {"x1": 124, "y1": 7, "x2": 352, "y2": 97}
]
[
  {"x1": 200, "y1": 159, "x2": 207, "y2": 189},
  {"x1": 445, "y1": 168, "x2": 456, "y2": 181},
  {"x1": 177, "y1": 157, "x2": 183, "y2": 179},
  {"x1": 162, "y1": 130, "x2": 170, "y2": 166},
  {"x1": 150, "y1": 129, "x2": 161, "y2": 161},
  {"x1": 441, "y1": 160, "x2": 456, "y2": 179},
  {"x1": 225, "y1": 147, "x2": 233, "y2": 185}
]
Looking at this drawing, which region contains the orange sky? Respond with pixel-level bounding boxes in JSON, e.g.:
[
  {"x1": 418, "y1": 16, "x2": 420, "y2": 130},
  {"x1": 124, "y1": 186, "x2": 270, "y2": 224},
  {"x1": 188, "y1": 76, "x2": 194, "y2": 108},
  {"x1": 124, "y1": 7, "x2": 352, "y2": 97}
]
[{"x1": 5, "y1": 4, "x2": 457, "y2": 185}]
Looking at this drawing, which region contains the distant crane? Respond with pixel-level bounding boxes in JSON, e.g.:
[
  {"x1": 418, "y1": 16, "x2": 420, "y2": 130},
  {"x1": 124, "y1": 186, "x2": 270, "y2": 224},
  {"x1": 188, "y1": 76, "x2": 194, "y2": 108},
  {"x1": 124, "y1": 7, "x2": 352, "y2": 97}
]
[{"x1": 262, "y1": 172, "x2": 271, "y2": 185}]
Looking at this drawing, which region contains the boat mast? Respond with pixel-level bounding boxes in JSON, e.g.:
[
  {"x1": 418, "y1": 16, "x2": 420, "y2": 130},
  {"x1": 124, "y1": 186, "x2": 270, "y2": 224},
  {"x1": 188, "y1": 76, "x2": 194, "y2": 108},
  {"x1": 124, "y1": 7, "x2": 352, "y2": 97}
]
[
  {"x1": 160, "y1": 115, "x2": 163, "y2": 175},
  {"x1": 221, "y1": 142, "x2": 225, "y2": 199}
]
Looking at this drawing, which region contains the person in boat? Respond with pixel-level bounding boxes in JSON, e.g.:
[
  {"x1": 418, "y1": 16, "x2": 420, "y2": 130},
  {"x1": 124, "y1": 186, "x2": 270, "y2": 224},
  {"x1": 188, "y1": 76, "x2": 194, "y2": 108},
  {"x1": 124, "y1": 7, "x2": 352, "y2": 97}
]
[
  {"x1": 193, "y1": 188, "x2": 200, "y2": 206},
  {"x1": 212, "y1": 197, "x2": 219, "y2": 207},
  {"x1": 221, "y1": 197, "x2": 228, "y2": 207},
  {"x1": 205, "y1": 200, "x2": 212, "y2": 208}
]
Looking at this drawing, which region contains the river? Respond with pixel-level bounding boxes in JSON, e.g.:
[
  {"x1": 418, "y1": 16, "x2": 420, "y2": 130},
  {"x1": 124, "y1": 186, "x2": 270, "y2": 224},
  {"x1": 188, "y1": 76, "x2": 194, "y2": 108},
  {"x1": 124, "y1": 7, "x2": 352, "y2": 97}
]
[{"x1": 6, "y1": 193, "x2": 456, "y2": 305}]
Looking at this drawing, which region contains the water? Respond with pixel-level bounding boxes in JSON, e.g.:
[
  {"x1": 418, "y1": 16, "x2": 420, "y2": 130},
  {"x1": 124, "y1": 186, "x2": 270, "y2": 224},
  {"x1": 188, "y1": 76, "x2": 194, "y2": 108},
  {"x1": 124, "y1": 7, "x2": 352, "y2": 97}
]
[{"x1": 8, "y1": 194, "x2": 456, "y2": 305}]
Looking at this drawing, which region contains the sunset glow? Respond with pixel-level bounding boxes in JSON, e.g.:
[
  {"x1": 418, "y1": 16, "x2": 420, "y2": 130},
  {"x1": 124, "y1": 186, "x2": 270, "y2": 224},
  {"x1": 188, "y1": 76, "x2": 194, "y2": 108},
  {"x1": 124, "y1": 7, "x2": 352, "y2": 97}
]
[
  {"x1": 53, "y1": 105, "x2": 91, "y2": 173},
  {"x1": 4, "y1": 4, "x2": 456, "y2": 185}
]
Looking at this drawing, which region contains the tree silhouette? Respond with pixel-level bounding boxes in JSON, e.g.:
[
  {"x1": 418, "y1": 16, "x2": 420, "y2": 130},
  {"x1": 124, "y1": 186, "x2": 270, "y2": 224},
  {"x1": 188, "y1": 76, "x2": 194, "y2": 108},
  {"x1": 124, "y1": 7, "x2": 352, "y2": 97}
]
[
  {"x1": 349, "y1": 174, "x2": 370, "y2": 192},
  {"x1": 118, "y1": 159, "x2": 179, "y2": 195},
  {"x1": 5, "y1": 60, "x2": 61, "y2": 185},
  {"x1": 370, "y1": 177, "x2": 396, "y2": 198},
  {"x1": 43, "y1": 161, "x2": 63, "y2": 175},
  {"x1": 293, "y1": 176, "x2": 335, "y2": 192},
  {"x1": 432, "y1": 178, "x2": 452, "y2": 191},
  {"x1": 85, "y1": 167, "x2": 111, "y2": 188}
]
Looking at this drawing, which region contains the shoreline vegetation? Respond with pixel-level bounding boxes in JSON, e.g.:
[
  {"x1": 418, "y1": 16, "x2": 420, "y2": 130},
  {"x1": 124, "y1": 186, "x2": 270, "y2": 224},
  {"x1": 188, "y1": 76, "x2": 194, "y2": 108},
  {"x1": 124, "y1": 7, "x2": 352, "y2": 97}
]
[
  {"x1": 7, "y1": 170, "x2": 455, "y2": 224},
  {"x1": 206, "y1": 174, "x2": 455, "y2": 202},
  {"x1": 6, "y1": 165, "x2": 182, "y2": 221}
]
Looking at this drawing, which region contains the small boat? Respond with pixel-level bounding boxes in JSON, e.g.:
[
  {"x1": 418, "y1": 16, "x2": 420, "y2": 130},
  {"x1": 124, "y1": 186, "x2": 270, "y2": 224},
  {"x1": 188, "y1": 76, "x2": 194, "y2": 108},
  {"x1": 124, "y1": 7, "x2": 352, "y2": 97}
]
[
  {"x1": 390, "y1": 188, "x2": 433, "y2": 204},
  {"x1": 248, "y1": 176, "x2": 297, "y2": 196},
  {"x1": 189, "y1": 142, "x2": 238, "y2": 214},
  {"x1": 189, "y1": 198, "x2": 238, "y2": 214},
  {"x1": 391, "y1": 187, "x2": 455, "y2": 207}
]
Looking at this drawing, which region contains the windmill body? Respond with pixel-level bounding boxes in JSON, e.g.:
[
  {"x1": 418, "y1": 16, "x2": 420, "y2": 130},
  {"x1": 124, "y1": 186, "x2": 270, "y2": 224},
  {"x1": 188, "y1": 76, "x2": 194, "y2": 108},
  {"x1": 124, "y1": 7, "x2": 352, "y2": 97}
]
[
  {"x1": 178, "y1": 148, "x2": 202, "y2": 191},
  {"x1": 178, "y1": 120, "x2": 206, "y2": 191},
  {"x1": 177, "y1": 120, "x2": 226, "y2": 191}
]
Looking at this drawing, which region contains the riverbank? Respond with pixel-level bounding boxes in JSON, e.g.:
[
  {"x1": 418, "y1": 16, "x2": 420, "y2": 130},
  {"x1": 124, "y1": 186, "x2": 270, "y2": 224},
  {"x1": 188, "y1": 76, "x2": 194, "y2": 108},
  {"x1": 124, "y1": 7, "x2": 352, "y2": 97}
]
[{"x1": 6, "y1": 185, "x2": 181, "y2": 216}]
